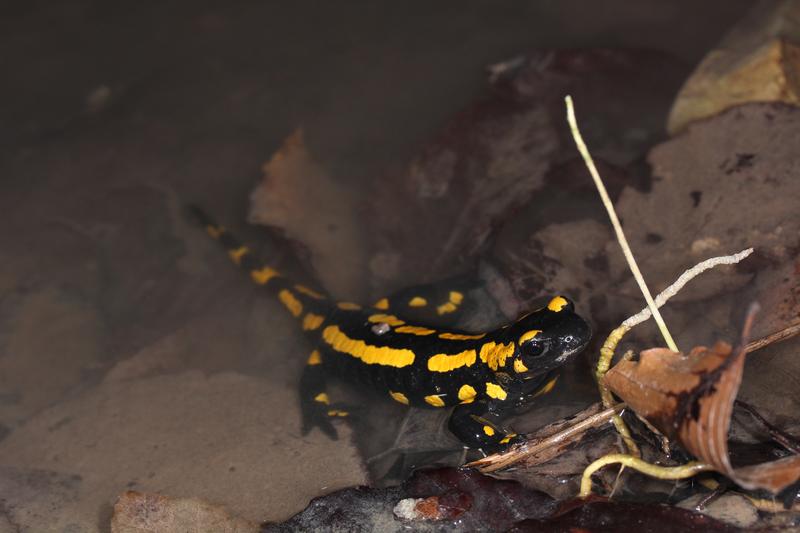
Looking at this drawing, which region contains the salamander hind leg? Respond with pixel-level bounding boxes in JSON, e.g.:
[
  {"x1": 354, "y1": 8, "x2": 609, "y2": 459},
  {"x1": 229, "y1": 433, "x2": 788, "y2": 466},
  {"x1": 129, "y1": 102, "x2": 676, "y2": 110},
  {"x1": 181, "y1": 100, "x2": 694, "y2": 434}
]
[
  {"x1": 299, "y1": 349, "x2": 355, "y2": 439},
  {"x1": 447, "y1": 400, "x2": 524, "y2": 453}
]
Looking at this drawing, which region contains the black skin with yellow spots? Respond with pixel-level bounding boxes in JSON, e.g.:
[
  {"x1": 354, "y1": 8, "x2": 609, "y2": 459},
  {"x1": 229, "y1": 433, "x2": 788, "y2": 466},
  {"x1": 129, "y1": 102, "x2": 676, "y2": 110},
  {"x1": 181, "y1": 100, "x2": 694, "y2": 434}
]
[{"x1": 190, "y1": 206, "x2": 591, "y2": 452}]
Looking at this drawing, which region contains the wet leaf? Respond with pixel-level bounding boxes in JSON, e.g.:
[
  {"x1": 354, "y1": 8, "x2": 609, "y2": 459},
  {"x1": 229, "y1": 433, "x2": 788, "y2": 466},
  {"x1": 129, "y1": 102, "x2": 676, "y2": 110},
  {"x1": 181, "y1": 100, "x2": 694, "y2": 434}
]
[
  {"x1": 393, "y1": 492, "x2": 473, "y2": 522},
  {"x1": 511, "y1": 498, "x2": 740, "y2": 533},
  {"x1": 248, "y1": 129, "x2": 369, "y2": 299},
  {"x1": 604, "y1": 325, "x2": 800, "y2": 492},
  {"x1": 269, "y1": 467, "x2": 555, "y2": 531},
  {"x1": 667, "y1": 1, "x2": 800, "y2": 133},
  {"x1": 111, "y1": 491, "x2": 259, "y2": 533}
]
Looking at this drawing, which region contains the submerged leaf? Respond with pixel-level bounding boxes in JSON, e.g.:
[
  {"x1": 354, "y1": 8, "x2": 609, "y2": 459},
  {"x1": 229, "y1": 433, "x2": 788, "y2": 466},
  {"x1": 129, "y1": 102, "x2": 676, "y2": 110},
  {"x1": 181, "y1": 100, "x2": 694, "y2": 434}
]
[
  {"x1": 511, "y1": 498, "x2": 740, "y2": 533},
  {"x1": 249, "y1": 129, "x2": 369, "y2": 299},
  {"x1": 111, "y1": 491, "x2": 259, "y2": 533}
]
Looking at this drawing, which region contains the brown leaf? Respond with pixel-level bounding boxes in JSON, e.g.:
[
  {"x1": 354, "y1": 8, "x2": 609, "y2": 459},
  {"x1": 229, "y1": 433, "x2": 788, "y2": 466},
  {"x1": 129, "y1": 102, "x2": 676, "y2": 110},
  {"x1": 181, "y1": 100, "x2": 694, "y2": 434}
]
[
  {"x1": 604, "y1": 323, "x2": 800, "y2": 492},
  {"x1": 111, "y1": 490, "x2": 259, "y2": 533},
  {"x1": 667, "y1": 0, "x2": 800, "y2": 134},
  {"x1": 248, "y1": 129, "x2": 369, "y2": 300}
]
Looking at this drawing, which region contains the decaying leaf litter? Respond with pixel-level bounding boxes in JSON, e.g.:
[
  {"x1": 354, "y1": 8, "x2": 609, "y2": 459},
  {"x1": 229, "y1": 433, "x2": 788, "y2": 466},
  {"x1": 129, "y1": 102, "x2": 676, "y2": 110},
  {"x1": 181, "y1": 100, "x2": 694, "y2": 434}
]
[
  {"x1": 232, "y1": 94, "x2": 800, "y2": 531},
  {"x1": 241, "y1": 55, "x2": 800, "y2": 529},
  {"x1": 116, "y1": 3, "x2": 800, "y2": 529},
  {"x1": 470, "y1": 98, "x2": 800, "y2": 514},
  {"x1": 111, "y1": 96, "x2": 800, "y2": 530}
]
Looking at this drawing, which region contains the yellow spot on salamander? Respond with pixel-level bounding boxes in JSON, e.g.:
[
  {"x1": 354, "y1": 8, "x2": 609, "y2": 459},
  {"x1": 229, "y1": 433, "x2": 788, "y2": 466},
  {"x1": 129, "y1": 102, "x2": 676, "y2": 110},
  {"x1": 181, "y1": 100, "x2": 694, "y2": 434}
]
[
  {"x1": 519, "y1": 329, "x2": 541, "y2": 344},
  {"x1": 390, "y1": 391, "x2": 409, "y2": 405},
  {"x1": 408, "y1": 296, "x2": 427, "y2": 307},
  {"x1": 307, "y1": 350, "x2": 322, "y2": 365},
  {"x1": 337, "y1": 302, "x2": 361, "y2": 310},
  {"x1": 513, "y1": 358, "x2": 529, "y2": 373},
  {"x1": 436, "y1": 302, "x2": 457, "y2": 315},
  {"x1": 302, "y1": 313, "x2": 325, "y2": 331},
  {"x1": 327, "y1": 410, "x2": 349, "y2": 417},
  {"x1": 278, "y1": 290, "x2": 303, "y2": 317},
  {"x1": 435, "y1": 291, "x2": 465, "y2": 316},
  {"x1": 424, "y1": 395, "x2": 446, "y2": 407},
  {"x1": 367, "y1": 314, "x2": 405, "y2": 326},
  {"x1": 228, "y1": 246, "x2": 248, "y2": 265},
  {"x1": 395, "y1": 325, "x2": 436, "y2": 336},
  {"x1": 485, "y1": 382, "x2": 507, "y2": 400},
  {"x1": 533, "y1": 376, "x2": 559, "y2": 398},
  {"x1": 251, "y1": 266, "x2": 279, "y2": 285},
  {"x1": 547, "y1": 296, "x2": 569, "y2": 312},
  {"x1": 322, "y1": 325, "x2": 415, "y2": 367},
  {"x1": 499, "y1": 433, "x2": 517, "y2": 445},
  {"x1": 483, "y1": 425, "x2": 495, "y2": 436},
  {"x1": 458, "y1": 384, "x2": 477, "y2": 403},
  {"x1": 427, "y1": 350, "x2": 477, "y2": 372},
  {"x1": 373, "y1": 298, "x2": 389, "y2": 310},
  {"x1": 295, "y1": 284, "x2": 325, "y2": 299},
  {"x1": 206, "y1": 225, "x2": 224, "y2": 239},
  {"x1": 479, "y1": 342, "x2": 515, "y2": 371},
  {"x1": 439, "y1": 332, "x2": 486, "y2": 340},
  {"x1": 314, "y1": 393, "x2": 329, "y2": 404}
]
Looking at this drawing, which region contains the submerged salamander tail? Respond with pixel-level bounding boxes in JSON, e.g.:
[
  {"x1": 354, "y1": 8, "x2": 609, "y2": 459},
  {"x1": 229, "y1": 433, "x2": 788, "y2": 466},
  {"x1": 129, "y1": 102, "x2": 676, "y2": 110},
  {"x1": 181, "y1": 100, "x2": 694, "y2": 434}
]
[
  {"x1": 188, "y1": 204, "x2": 280, "y2": 287},
  {"x1": 189, "y1": 205, "x2": 330, "y2": 321}
]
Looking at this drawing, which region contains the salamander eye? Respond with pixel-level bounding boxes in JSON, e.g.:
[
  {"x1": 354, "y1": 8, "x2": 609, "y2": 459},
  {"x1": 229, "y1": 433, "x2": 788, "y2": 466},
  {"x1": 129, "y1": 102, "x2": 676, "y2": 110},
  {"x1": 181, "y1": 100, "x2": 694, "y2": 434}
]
[{"x1": 521, "y1": 340, "x2": 547, "y2": 359}]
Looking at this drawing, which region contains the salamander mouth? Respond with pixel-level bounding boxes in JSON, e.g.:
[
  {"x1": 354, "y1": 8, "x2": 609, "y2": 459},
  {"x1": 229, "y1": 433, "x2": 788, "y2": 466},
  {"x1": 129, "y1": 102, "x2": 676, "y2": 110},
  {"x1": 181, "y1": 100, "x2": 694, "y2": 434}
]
[
  {"x1": 554, "y1": 343, "x2": 585, "y2": 364},
  {"x1": 553, "y1": 332, "x2": 591, "y2": 365}
]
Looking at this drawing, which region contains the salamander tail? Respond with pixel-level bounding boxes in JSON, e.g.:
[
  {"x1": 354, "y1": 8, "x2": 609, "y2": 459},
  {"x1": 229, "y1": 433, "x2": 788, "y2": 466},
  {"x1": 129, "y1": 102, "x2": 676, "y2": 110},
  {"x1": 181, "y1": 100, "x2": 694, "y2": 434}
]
[{"x1": 188, "y1": 204, "x2": 281, "y2": 287}]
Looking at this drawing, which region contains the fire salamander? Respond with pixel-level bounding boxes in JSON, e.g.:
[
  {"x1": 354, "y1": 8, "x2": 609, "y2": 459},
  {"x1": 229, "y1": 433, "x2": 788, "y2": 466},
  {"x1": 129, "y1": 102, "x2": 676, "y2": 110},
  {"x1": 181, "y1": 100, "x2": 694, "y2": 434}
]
[{"x1": 190, "y1": 207, "x2": 591, "y2": 452}]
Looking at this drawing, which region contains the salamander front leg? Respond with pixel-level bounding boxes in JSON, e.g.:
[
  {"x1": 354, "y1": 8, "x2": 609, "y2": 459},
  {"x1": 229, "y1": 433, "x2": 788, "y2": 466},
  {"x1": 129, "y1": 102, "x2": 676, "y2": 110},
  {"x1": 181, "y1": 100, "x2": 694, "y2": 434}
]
[
  {"x1": 447, "y1": 400, "x2": 524, "y2": 453},
  {"x1": 299, "y1": 349, "x2": 349, "y2": 439}
]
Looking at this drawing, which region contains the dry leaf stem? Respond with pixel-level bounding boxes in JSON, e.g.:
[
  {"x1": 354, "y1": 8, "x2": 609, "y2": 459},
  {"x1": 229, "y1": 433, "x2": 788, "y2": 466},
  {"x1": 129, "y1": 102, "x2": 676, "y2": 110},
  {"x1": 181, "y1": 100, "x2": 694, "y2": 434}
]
[
  {"x1": 745, "y1": 321, "x2": 800, "y2": 354},
  {"x1": 565, "y1": 95, "x2": 678, "y2": 353}
]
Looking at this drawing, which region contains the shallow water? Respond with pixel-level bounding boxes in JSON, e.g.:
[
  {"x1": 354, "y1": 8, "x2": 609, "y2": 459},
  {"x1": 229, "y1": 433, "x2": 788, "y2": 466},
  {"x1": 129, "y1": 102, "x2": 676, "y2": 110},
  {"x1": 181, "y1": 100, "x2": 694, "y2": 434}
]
[{"x1": 0, "y1": 1, "x2": 774, "y2": 529}]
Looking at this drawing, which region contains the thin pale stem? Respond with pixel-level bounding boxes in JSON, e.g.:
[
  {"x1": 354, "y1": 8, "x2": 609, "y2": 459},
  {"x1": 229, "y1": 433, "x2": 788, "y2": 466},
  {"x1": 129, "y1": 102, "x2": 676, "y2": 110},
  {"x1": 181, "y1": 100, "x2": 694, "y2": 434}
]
[
  {"x1": 566, "y1": 95, "x2": 678, "y2": 353},
  {"x1": 580, "y1": 454, "x2": 714, "y2": 497}
]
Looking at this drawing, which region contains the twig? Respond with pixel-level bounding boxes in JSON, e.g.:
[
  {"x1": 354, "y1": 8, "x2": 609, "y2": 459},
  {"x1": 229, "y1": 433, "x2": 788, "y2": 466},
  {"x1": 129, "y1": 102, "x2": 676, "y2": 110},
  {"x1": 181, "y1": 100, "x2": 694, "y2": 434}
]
[
  {"x1": 745, "y1": 321, "x2": 800, "y2": 354},
  {"x1": 467, "y1": 403, "x2": 623, "y2": 473},
  {"x1": 735, "y1": 400, "x2": 800, "y2": 454},
  {"x1": 701, "y1": 478, "x2": 800, "y2": 513},
  {"x1": 695, "y1": 478, "x2": 730, "y2": 510},
  {"x1": 622, "y1": 248, "x2": 754, "y2": 329},
  {"x1": 565, "y1": 95, "x2": 678, "y2": 353}
]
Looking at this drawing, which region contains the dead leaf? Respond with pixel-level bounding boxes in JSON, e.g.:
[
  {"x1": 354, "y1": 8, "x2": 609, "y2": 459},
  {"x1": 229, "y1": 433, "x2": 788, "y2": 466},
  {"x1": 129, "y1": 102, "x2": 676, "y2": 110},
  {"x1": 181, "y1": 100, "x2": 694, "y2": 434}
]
[
  {"x1": 515, "y1": 498, "x2": 741, "y2": 532},
  {"x1": 668, "y1": 1, "x2": 800, "y2": 133},
  {"x1": 111, "y1": 490, "x2": 259, "y2": 533},
  {"x1": 248, "y1": 129, "x2": 368, "y2": 299},
  {"x1": 393, "y1": 492, "x2": 472, "y2": 522},
  {"x1": 604, "y1": 316, "x2": 800, "y2": 492}
]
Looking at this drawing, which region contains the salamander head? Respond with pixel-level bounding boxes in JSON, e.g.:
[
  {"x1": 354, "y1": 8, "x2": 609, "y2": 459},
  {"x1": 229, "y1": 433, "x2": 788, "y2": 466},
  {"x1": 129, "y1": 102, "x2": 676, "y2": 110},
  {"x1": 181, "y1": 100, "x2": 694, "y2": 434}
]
[{"x1": 503, "y1": 296, "x2": 591, "y2": 378}]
